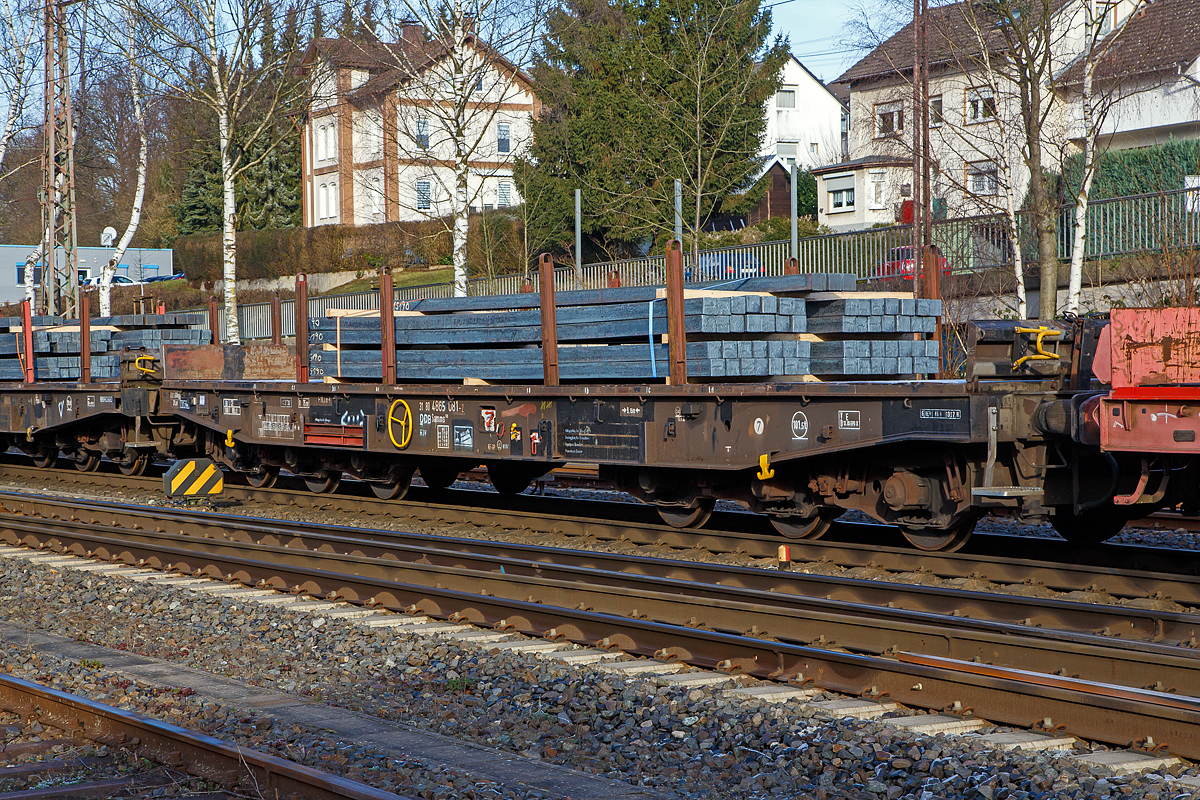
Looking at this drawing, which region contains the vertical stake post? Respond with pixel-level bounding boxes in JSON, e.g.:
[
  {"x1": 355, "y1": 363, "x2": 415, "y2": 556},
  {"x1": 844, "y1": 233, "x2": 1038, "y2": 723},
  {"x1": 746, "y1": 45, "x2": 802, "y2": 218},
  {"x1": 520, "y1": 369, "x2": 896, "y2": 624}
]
[
  {"x1": 79, "y1": 292, "x2": 90, "y2": 384},
  {"x1": 271, "y1": 292, "x2": 282, "y2": 345},
  {"x1": 208, "y1": 296, "x2": 221, "y2": 345},
  {"x1": 295, "y1": 273, "x2": 309, "y2": 383},
  {"x1": 380, "y1": 267, "x2": 396, "y2": 386},
  {"x1": 785, "y1": 257, "x2": 799, "y2": 276},
  {"x1": 574, "y1": 188, "x2": 583, "y2": 290},
  {"x1": 666, "y1": 240, "x2": 687, "y2": 386},
  {"x1": 538, "y1": 254, "x2": 559, "y2": 386},
  {"x1": 790, "y1": 164, "x2": 799, "y2": 262},
  {"x1": 674, "y1": 179, "x2": 683, "y2": 245},
  {"x1": 20, "y1": 300, "x2": 34, "y2": 383}
]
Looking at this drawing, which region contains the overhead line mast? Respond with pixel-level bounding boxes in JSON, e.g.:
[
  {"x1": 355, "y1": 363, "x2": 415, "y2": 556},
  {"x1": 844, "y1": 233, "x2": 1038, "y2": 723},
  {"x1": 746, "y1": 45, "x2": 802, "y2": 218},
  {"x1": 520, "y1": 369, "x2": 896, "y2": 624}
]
[{"x1": 39, "y1": 0, "x2": 82, "y2": 318}]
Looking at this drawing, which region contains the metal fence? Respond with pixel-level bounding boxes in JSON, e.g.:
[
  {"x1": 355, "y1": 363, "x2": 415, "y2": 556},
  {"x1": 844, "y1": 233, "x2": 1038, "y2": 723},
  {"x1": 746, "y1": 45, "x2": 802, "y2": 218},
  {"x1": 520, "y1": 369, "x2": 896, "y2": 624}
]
[{"x1": 219, "y1": 186, "x2": 1198, "y2": 340}]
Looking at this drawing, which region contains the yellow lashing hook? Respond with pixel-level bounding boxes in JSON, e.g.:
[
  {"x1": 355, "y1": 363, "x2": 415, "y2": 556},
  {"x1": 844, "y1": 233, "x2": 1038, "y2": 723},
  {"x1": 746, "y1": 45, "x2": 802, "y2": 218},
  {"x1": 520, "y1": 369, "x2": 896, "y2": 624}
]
[
  {"x1": 757, "y1": 453, "x2": 775, "y2": 480},
  {"x1": 387, "y1": 399, "x2": 413, "y2": 450},
  {"x1": 135, "y1": 355, "x2": 157, "y2": 375},
  {"x1": 1012, "y1": 326, "x2": 1065, "y2": 368},
  {"x1": 225, "y1": 429, "x2": 235, "y2": 447}
]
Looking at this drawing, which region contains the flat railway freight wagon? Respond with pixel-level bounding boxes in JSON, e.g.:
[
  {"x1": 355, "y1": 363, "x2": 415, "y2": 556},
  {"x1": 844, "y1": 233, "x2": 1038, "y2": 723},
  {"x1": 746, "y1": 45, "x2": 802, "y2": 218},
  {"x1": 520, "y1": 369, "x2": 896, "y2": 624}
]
[{"x1": 0, "y1": 259, "x2": 1165, "y2": 552}]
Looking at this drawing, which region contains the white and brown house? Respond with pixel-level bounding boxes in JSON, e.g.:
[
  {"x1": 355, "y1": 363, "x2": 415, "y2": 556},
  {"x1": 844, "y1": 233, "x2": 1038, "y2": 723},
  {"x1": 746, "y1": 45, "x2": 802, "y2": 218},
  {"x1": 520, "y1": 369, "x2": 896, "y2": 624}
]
[
  {"x1": 298, "y1": 27, "x2": 540, "y2": 227},
  {"x1": 819, "y1": 0, "x2": 1200, "y2": 232}
]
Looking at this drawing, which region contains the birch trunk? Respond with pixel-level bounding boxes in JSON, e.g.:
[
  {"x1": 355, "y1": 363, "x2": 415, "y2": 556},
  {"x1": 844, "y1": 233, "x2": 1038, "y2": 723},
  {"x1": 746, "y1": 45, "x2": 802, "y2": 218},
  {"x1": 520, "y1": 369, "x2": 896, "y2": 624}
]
[
  {"x1": 219, "y1": 104, "x2": 239, "y2": 343},
  {"x1": 101, "y1": 54, "x2": 149, "y2": 317},
  {"x1": 450, "y1": 8, "x2": 468, "y2": 298},
  {"x1": 1003, "y1": 179, "x2": 1027, "y2": 318},
  {"x1": 1067, "y1": 16, "x2": 1100, "y2": 314}
]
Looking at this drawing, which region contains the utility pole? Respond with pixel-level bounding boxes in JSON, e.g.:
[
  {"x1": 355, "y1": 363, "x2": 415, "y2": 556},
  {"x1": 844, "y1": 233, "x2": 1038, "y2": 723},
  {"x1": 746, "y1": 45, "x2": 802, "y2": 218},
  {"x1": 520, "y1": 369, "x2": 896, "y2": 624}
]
[{"x1": 39, "y1": 0, "x2": 81, "y2": 318}]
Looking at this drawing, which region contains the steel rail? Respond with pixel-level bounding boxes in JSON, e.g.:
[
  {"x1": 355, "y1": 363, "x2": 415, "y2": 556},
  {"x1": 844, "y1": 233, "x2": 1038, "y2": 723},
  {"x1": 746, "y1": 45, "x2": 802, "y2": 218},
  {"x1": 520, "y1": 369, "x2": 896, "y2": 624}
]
[
  {"x1": 5, "y1": 502, "x2": 1200, "y2": 756},
  {"x1": 0, "y1": 674, "x2": 409, "y2": 800},
  {"x1": 4, "y1": 491, "x2": 1198, "y2": 647},
  {"x1": 4, "y1": 461, "x2": 1200, "y2": 605}
]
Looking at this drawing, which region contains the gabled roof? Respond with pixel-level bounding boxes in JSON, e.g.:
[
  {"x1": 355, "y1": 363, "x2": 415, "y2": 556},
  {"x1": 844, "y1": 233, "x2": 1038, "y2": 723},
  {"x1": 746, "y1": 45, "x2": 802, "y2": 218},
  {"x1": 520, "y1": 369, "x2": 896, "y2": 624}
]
[
  {"x1": 1059, "y1": 0, "x2": 1200, "y2": 84},
  {"x1": 299, "y1": 38, "x2": 426, "y2": 71},
  {"x1": 300, "y1": 34, "x2": 534, "y2": 106},
  {"x1": 784, "y1": 54, "x2": 846, "y2": 108},
  {"x1": 831, "y1": 0, "x2": 1090, "y2": 87}
]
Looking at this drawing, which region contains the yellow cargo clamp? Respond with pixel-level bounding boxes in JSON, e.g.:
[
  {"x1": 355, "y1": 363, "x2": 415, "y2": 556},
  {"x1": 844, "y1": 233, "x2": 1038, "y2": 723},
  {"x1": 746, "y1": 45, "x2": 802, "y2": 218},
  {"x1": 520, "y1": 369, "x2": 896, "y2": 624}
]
[
  {"x1": 388, "y1": 399, "x2": 413, "y2": 449},
  {"x1": 757, "y1": 453, "x2": 775, "y2": 480},
  {"x1": 135, "y1": 355, "x2": 156, "y2": 375},
  {"x1": 1013, "y1": 326, "x2": 1065, "y2": 368}
]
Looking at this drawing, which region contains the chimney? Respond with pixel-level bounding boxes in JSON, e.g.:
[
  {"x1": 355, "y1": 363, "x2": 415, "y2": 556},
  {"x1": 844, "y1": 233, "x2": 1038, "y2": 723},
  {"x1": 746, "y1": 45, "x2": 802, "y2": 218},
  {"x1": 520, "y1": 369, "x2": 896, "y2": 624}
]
[{"x1": 400, "y1": 19, "x2": 424, "y2": 43}]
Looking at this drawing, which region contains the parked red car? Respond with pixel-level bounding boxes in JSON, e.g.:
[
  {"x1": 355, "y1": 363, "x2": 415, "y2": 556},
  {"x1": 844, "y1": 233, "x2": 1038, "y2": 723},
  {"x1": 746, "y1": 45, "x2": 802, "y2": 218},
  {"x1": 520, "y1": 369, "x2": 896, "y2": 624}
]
[{"x1": 873, "y1": 246, "x2": 949, "y2": 280}]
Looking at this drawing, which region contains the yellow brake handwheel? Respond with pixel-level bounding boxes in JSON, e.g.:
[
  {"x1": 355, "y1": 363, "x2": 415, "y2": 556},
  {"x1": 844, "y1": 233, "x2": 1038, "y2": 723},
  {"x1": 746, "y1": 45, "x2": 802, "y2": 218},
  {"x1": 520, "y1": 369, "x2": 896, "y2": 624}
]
[{"x1": 388, "y1": 399, "x2": 413, "y2": 449}]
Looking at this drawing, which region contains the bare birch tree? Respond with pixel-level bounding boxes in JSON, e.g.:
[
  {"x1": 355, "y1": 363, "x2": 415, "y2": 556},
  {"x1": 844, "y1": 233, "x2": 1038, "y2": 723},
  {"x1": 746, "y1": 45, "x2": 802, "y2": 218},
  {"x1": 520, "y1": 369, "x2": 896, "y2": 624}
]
[
  {"x1": 115, "y1": 0, "x2": 306, "y2": 342},
  {"x1": 98, "y1": 17, "x2": 150, "y2": 317},
  {"x1": 1064, "y1": 0, "x2": 1144, "y2": 312},
  {"x1": 0, "y1": 0, "x2": 37, "y2": 181},
  {"x1": 329, "y1": 0, "x2": 544, "y2": 296}
]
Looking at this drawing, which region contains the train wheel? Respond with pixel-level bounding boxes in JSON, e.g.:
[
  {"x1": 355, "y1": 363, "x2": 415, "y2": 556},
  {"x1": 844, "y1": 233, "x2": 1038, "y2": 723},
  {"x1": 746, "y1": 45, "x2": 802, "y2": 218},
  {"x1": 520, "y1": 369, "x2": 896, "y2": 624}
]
[
  {"x1": 73, "y1": 452, "x2": 100, "y2": 472},
  {"x1": 371, "y1": 468, "x2": 414, "y2": 500},
  {"x1": 769, "y1": 508, "x2": 840, "y2": 540},
  {"x1": 1050, "y1": 505, "x2": 1129, "y2": 545},
  {"x1": 899, "y1": 517, "x2": 976, "y2": 552},
  {"x1": 488, "y1": 464, "x2": 536, "y2": 495},
  {"x1": 31, "y1": 450, "x2": 56, "y2": 469},
  {"x1": 420, "y1": 464, "x2": 461, "y2": 491},
  {"x1": 657, "y1": 499, "x2": 715, "y2": 529},
  {"x1": 246, "y1": 466, "x2": 279, "y2": 489},
  {"x1": 304, "y1": 471, "x2": 341, "y2": 494},
  {"x1": 118, "y1": 454, "x2": 149, "y2": 476}
]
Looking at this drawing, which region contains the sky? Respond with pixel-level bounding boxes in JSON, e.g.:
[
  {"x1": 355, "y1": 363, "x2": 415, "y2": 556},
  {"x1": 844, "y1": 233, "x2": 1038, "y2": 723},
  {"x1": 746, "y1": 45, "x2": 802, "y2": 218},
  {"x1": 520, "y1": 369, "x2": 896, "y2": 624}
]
[{"x1": 769, "y1": 0, "x2": 867, "y2": 84}]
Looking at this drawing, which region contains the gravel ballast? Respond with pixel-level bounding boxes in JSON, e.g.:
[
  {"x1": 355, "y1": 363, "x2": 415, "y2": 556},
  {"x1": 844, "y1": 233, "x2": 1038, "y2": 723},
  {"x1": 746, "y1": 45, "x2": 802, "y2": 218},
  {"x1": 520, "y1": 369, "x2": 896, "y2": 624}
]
[{"x1": 2, "y1": 549, "x2": 1199, "y2": 799}]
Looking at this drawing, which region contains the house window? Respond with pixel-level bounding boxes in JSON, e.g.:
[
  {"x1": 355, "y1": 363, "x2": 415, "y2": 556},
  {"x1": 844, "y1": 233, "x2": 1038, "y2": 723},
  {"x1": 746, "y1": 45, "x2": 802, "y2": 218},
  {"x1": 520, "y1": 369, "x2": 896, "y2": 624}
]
[
  {"x1": 1185, "y1": 175, "x2": 1200, "y2": 213},
  {"x1": 776, "y1": 87, "x2": 796, "y2": 108},
  {"x1": 1093, "y1": 0, "x2": 1113, "y2": 34},
  {"x1": 826, "y1": 174, "x2": 855, "y2": 213},
  {"x1": 967, "y1": 89, "x2": 997, "y2": 123},
  {"x1": 498, "y1": 181, "x2": 512, "y2": 207},
  {"x1": 314, "y1": 122, "x2": 337, "y2": 163},
  {"x1": 777, "y1": 142, "x2": 798, "y2": 168},
  {"x1": 875, "y1": 102, "x2": 903, "y2": 137},
  {"x1": 473, "y1": 75, "x2": 484, "y2": 93},
  {"x1": 930, "y1": 96, "x2": 944, "y2": 127},
  {"x1": 416, "y1": 117, "x2": 430, "y2": 149},
  {"x1": 370, "y1": 175, "x2": 384, "y2": 218},
  {"x1": 868, "y1": 170, "x2": 886, "y2": 209},
  {"x1": 497, "y1": 122, "x2": 511, "y2": 154},
  {"x1": 416, "y1": 180, "x2": 432, "y2": 211},
  {"x1": 317, "y1": 180, "x2": 338, "y2": 221},
  {"x1": 967, "y1": 161, "x2": 998, "y2": 195},
  {"x1": 809, "y1": 142, "x2": 819, "y2": 155}
]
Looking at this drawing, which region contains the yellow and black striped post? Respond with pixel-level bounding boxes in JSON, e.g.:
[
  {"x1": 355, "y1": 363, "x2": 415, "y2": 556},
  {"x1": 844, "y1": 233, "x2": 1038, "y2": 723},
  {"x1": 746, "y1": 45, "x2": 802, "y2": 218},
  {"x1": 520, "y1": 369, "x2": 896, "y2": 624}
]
[{"x1": 163, "y1": 458, "x2": 224, "y2": 498}]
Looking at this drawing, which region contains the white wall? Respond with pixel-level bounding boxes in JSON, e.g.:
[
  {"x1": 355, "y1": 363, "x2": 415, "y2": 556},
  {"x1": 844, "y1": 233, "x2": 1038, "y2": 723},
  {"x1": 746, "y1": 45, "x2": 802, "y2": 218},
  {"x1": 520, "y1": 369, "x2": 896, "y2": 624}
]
[{"x1": 763, "y1": 57, "x2": 843, "y2": 170}]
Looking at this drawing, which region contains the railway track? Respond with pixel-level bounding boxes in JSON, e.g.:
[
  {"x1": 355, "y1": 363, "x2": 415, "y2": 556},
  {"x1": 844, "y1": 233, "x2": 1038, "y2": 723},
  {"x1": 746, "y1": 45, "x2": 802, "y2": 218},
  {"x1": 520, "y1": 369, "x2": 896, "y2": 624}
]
[
  {"x1": 6, "y1": 459, "x2": 1200, "y2": 604},
  {"x1": 3, "y1": 490, "x2": 1200, "y2": 760},
  {"x1": 0, "y1": 673, "x2": 406, "y2": 799}
]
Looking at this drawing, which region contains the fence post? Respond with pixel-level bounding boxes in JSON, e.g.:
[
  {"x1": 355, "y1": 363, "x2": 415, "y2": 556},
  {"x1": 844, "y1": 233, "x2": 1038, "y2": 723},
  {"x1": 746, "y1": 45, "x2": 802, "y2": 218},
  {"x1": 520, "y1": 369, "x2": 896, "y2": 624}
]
[
  {"x1": 295, "y1": 273, "x2": 309, "y2": 383},
  {"x1": 271, "y1": 292, "x2": 282, "y2": 346},
  {"x1": 79, "y1": 293, "x2": 90, "y2": 384},
  {"x1": 208, "y1": 296, "x2": 221, "y2": 345},
  {"x1": 538, "y1": 254, "x2": 559, "y2": 386},
  {"x1": 666, "y1": 240, "x2": 688, "y2": 386},
  {"x1": 380, "y1": 267, "x2": 396, "y2": 386}
]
